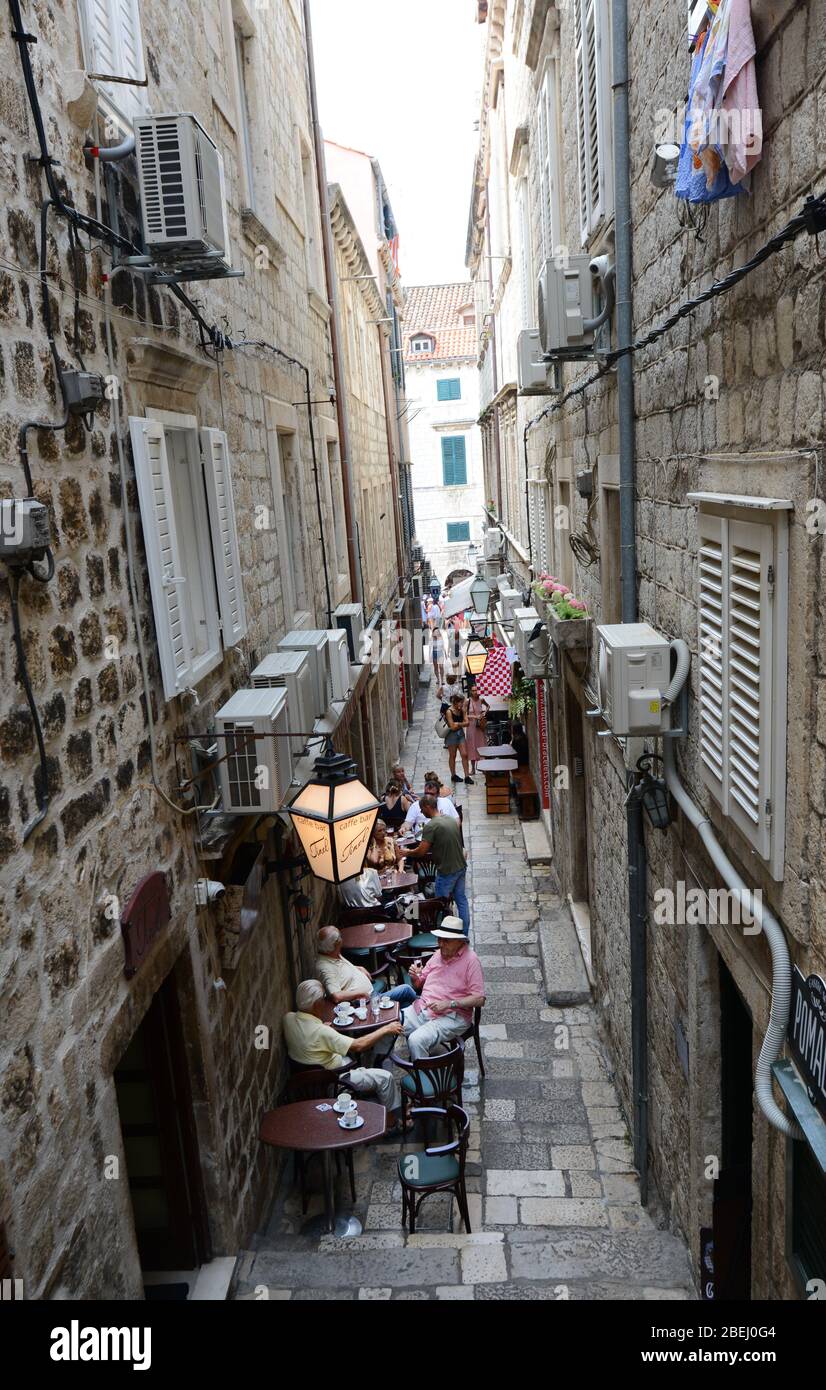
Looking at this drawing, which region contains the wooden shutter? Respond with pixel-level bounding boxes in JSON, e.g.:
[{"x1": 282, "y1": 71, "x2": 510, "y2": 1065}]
[
  {"x1": 80, "y1": 0, "x2": 147, "y2": 122},
  {"x1": 442, "y1": 437, "x2": 467, "y2": 486},
  {"x1": 129, "y1": 417, "x2": 194, "y2": 700},
  {"x1": 697, "y1": 510, "x2": 775, "y2": 861},
  {"x1": 536, "y1": 67, "x2": 560, "y2": 263},
  {"x1": 200, "y1": 428, "x2": 247, "y2": 648},
  {"x1": 574, "y1": 0, "x2": 606, "y2": 242}
]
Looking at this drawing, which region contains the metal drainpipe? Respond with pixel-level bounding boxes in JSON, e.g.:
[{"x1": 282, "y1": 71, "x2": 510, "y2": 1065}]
[
  {"x1": 484, "y1": 182, "x2": 504, "y2": 516},
  {"x1": 303, "y1": 0, "x2": 362, "y2": 608},
  {"x1": 612, "y1": 0, "x2": 648, "y2": 1206}
]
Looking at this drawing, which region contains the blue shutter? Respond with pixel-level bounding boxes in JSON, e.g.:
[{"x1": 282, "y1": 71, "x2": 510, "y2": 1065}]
[
  {"x1": 437, "y1": 378, "x2": 461, "y2": 402},
  {"x1": 441, "y1": 436, "x2": 467, "y2": 486},
  {"x1": 447, "y1": 522, "x2": 471, "y2": 543}
]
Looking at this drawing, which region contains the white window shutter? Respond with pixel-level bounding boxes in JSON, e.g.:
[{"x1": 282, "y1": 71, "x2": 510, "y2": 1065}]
[
  {"x1": 697, "y1": 509, "x2": 727, "y2": 804},
  {"x1": 80, "y1": 0, "x2": 146, "y2": 122},
  {"x1": 129, "y1": 416, "x2": 194, "y2": 700},
  {"x1": 724, "y1": 518, "x2": 774, "y2": 859},
  {"x1": 200, "y1": 428, "x2": 248, "y2": 648},
  {"x1": 574, "y1": 0, "x2": 607, "y2": 242}
]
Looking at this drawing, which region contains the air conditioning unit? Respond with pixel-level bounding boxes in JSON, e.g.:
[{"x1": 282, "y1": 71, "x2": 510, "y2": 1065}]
[
  {"x1": 498, "y1": 586, "x2": 523, "y2": 621},
  {"x1": 537, "y1": 255, "x2": 599, "y2": 359},
  {"x1": 483, "y1": 527, "x2": 504, "y2": 559},
  {"x1": 411, "y1": 542, "x2": 424, "y2": 563},
  {"x1": 277, "y1": 629, "x2": 329, "y2": 718},
  {"x1": 517, "y1": 329, "x2": 555, "y2": 395},
  {"x1": 215, "y1": 688, "x2": 289, "y2": 815},
  {"x1": 513, "y1": 605, "x2": 539, "y2": 624},
  {"x1": 334, "y1": 602, "x2": 364, "y2": 663},
  {"x1": 482, "y1": 559, "x2": 502, "y2": 584},
  {"x1": 515, "y1": 614, "x2": 552, "y2": 679},
  {"x1": 593, "y1": 623, "x2": 672, "y2": 737},
  {"x1": 134, "y1": 113, "x2": 237, "y2": 282},
  {"x1": 411, "y1": 575, "x2": 423, "y2": 599},
  {"x1": 325, "y1": 629, "x2": 351, "y2": 702},
  {"x1": 250, "y1": 651, "x2": 314, "y2": 759}
]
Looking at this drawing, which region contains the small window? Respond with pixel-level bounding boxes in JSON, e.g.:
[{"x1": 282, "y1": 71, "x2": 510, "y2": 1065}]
[
  {"x1": 79, "y1": 0, "x2": 148, "y2": 126},
  {"x1": 447, "y1": 522, "x2": 471, "y2": 544},
  {"x1": 437, "y1": 379, "x2": 461, "y2": 402},
  {"x1": 599, "y1": 482, "x2": 621, "y2": 624},
  {"x1": 410, "y1": 335, "x2": 434, "y2": 354},
  {"x1": 441, "y1": 436, "x2": 468, "y2": 487}
]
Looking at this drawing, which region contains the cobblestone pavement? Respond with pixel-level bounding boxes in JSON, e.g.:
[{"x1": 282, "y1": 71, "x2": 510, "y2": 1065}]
[{"x1": 233, "y1": 678, "x2": 694, "y2": 1301}]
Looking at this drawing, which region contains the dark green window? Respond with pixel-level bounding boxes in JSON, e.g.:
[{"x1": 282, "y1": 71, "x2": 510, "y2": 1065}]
[
  {"x1": 437, "y1": 378, "x2": 461, "y2": 402},
  {"x1": 447, "y1": 522, "x2": 470, "y2": 543},
  {"x1": 441, "y1": 436, "x2": 467, "y2": 486},
  {"x1": 791, "y1": 1137, "x2": 826, "y2": 1292}
]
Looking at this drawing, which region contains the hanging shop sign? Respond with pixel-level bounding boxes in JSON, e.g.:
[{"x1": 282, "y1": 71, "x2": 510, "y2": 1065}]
[
  {"x1": 788, "y1": 967, "x2": 826, "y2": 1123},
  {"x1": 121, "y1": 872, "x2": 171, "y2": 979},
  {"x1": 536, "y1": 679, "x2": 551, "y2": 810}
]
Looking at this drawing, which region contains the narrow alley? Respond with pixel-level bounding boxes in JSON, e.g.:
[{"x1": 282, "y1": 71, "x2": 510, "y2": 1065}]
[{"x1": 233, "y1": 680, "x2": 693, "y2": 1301}]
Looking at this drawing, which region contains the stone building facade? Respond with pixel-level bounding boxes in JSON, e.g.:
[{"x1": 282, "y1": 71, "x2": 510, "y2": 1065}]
[
  {"x1": 468, "y1": 0, "x2": 826, "y2": 1299},
  {"x1": 402, "y1": 283, "x2": 485, "y2": 586},
  {"x1": 0, "y1": 0, "x2": 410, "y2": 1297}
]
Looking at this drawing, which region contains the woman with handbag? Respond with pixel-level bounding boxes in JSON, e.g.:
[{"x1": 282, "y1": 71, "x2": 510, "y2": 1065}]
[
  {"x1": 464, "y1": 683, "x2": 489, "y2": 773},
  {"x1": 444, "y1": 693, "x2": 473, "y2": 785}
]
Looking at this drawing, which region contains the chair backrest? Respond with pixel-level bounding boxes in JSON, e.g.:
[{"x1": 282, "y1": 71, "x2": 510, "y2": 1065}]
[
  {"x1": 414, "y1": 896, "x2": 450, "y2": 930},
  {"x1": 408, "y1": 1042, "x2": 464, "y2": 1108},
  {"x1": 285, "y1": 1066, "x2": 339, "y2": 1103},
  {"x1": 412, "y1": 1104, "x2": 470, "y2": 1175},
  {"x1": 338, "y1": 906, "x2": 393, "y2": 929}
]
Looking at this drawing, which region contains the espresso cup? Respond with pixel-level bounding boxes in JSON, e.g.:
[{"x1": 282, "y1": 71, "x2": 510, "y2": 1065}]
[{"x1": 338, "y1": 1091, "x2": 353, "y2": 1111}]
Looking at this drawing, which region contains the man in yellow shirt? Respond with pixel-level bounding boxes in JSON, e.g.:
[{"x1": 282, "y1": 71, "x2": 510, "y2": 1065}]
[{"x1": 283, "y1": 980, "x2": 403, "y2": 1125}]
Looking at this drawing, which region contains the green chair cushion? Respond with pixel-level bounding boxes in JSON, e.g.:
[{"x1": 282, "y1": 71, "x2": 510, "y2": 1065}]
[
  {"x1": 407, "y1": 933, "x2": 437, "y2": 950},
  {"x1": 400, "y1": 1070, "x2": 436, "y2": 1096},
  {"x1": 397, "y1": 1152, "x2": 460, "y2": 1187}
]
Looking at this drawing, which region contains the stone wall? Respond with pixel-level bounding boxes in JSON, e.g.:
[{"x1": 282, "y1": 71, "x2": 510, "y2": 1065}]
[{"x1": 0, "y1": 0, "x2": 367, "y2": 1296}]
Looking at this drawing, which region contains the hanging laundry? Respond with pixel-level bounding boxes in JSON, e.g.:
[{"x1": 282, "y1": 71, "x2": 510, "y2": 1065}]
[{"x1": 675, "y1": 0, "x2": 761, "y2": 204}]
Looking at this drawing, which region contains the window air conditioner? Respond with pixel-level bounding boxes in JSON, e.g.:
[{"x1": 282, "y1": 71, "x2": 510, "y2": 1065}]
[
  {"x1": 498, "y1": 586, "x2": 523, "y2": 621},
  {"x1": 515, "y1": 613, "x2": 552, "y2": 679},
  {"x1": 325, "y1": 629, "x2": 352, "y2": 702},
  {"x1": 134, "y1": 113, "x2": 236, "y2": 281},
  {"x1": 334, "y1": 602, "x2": 365, "y2": 663},
  {"x1": 517, "y1": 329, "x2": 555, "y2": 395},
  {"x1": 250, "y1": 650, "x2": 314, "y2": 759},
  {"x1": 215, "y1": 687, "x2": 289, "y2": 815},
  {"x1": 277, "y1": 630, "x2": 329, "y2": 718},
  {"x1": 537, "y1": 255, "x2": 601, "y2": 359},
  {"x1": 483, "y1": 527, "x2": 504, "y2": 559},
  {"x1": 592, "y1": 623, "x2": 672, "y2": 737}
]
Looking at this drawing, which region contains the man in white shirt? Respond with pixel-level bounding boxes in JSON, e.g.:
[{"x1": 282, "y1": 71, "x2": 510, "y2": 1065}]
[
  {"x1": 315, "y1": 926, "x2": 416, "y2": 1006},
  {"x1": 338, "y1": 865, "x2": 401, "y2": 919}
]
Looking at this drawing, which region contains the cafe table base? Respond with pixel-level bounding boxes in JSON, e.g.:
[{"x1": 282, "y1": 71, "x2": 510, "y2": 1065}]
[{"x1": 300, "y1": 1152, "x2": 364, "y2": 1239}]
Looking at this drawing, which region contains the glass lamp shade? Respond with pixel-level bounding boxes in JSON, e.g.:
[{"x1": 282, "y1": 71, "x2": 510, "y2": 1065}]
[
  {"x1": 288, "y1": 772, "x2": 379, "y2": 884},
  {"x1": 641, "y1": 777, "x2": 672, "y2": 831},
  {"x1": 469, "y1": 577, "x2": 492, "y2": 614},
  {"x1": 465, "y1": 637, "x2": 489, "y2": 677}
]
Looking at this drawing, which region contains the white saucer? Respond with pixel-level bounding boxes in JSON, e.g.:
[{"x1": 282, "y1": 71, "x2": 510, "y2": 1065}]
[
  {"x1": 379, "y1": 999, "x2": 394, "y2": 1010},
  {"x1": 333, "y1": 1100, "x2": 357, "y2": 1114},
  {"x1": 338, "y1": 1114, "x2": 364, "y2": 1130}
]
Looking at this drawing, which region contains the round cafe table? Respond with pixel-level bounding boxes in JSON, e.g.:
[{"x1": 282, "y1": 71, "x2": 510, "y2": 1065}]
[
  {"x1": 479, "y1": 758, "x2": 518, "y2": 772},
  {"x1": 481, "y1": 743, "x2": 516, "y2": 758},
  {"x1": 260, "y1": 1099, "x2": 386, "y2": 1237},
  {"x1": 339, "y1": 920, "x2": 411, "y2": 952},
  {"x1": 319, "y1": 999, "x2": 400, "y2": 1036},
  {"x1": 378, "y1": 870, "x2": 419, "y2": 895}
]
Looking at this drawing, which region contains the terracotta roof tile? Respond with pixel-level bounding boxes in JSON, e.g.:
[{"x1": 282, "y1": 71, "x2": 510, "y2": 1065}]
[{"x1": 403, "y1": 282, "x2": 477, "y2": 362}]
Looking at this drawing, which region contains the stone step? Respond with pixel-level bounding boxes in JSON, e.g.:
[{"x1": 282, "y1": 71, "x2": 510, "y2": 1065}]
[{"x1": 538, "y1": 902, "x2": 592, "y2": 1007}]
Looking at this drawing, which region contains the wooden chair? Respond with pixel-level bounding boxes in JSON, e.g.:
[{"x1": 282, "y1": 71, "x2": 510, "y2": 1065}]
[
  {"x1": 405, "y1": 895, "x2": 448, "y2": 952},
  {"x1": 397, "y1": 1105, "x2": 471, "y2": 1235},
  {"x1": 511, "y1": 766, "x2": 539, "y2": 820},
  {"x1": 460, "y1": 1005, "x2": 486, "y2": 1080},
  {"x1": 390, "y1": 1041, "x2": 464, "y2": 1129},
  {"x1": 338, "y1": 905, "x2": 394, "y2": 929},
  {"x1": 284, "y1": 1066, "x2": 356, "y2": 1211}
]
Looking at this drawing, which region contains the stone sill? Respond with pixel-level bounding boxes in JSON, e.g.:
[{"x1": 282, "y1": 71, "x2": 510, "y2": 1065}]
[
  {"x1": 240, "y1": 208, "x2": 286, "y2": 269},
  {"x1": 308, "y1": 287, "x2": 332, "y2": 322}
]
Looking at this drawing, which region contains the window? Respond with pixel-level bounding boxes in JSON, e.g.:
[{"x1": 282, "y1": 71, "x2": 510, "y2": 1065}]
[
  {"x1": 573, "y1": 0, "x2": 612, "y2": 242},
  {"x1": 598, "y1": 463, "x2": 621, "y2": 623},
  {"x1": 325, "y1": 439, "x2": 349, "y2": 593},
  {"x1": 555, "y1": 478, "x2": 573, "y2": 591},
  {"x1": 410, "y1": 335, "x2": 434, "y2": 354},
  {"x1": 129, "y1": 416, "x2": 247, "y2": 701},
  {"x1": 696, "y1": 501, "x2": 789, "y2": 878},
  {"x1": 234, "y1": 25, "x2": 256, "y2": 212},
  {"x1": 789, "y1": 1137, "x2": 826, "y2": 1295},
  {"x1": 447, "y1": 522, "x2": 470, "y2": 544},
  {"x1": 536, "y1": 64, "x2": 561, "y2": 263},
  {"x1": 301, "y1": 142, "x2": 324, "y2": 294},
  {"x1": 79, "y1": 0, "x2": 147, "y2": 127},
  {"x1": 272, "y1": 431, "x2": 308, "y2": 618},
  {"x1": 528, "y1": 479, "x2": 551, "y2": 574},
  {"x1": 517, "y1": 177, "x2": 535, "y2": 329},
  {"x1": 441, "y1": 437, "x2": 468, "y2": 487},
  {"x1": 437, "y1": 379, "x2": 461, "y2": 402}
]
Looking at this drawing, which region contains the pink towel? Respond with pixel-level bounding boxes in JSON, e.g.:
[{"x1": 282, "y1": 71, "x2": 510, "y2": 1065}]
[{"x1": 720, "y1": 0, "x2": 762, "y2": 183}]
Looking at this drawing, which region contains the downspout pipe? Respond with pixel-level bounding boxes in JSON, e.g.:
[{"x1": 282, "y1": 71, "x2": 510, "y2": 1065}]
[
  {"x1": 303, "y1": 0, "x2": 363, "y2": 608},
  {"x1": 662, "y1": 642, "x2": 803, "y2": 1142},
  {"x1": 612, "y1": 0, "x2": 649, "y2": 1203}
]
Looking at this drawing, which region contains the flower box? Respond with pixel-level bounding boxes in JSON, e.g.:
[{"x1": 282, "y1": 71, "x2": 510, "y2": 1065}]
[{"x1": 546, "y1": 606, "x2": 591, "y2": 651}]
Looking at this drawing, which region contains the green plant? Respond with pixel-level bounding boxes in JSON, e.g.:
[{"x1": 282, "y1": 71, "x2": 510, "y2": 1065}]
[{"x1": 508, "y1": 671, "x2": 536, "y2": 720}]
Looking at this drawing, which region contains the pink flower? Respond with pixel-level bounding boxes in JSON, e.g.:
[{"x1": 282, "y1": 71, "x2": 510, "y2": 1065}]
[
  {"x1": 568, "y1": 598, "x2": 587, "y2": 612},
  {"x1": 551, "y1": 584, "x2": 570, "y2": 595},
  {"x1": 543, "y1": 580, "x2": 555, "y2": 594}
]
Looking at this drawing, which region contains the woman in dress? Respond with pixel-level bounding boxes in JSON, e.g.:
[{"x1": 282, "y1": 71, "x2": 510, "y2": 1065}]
[
  {"x1": 464, "y1": 683, "x2": 490, "y2": 773},
  {"x1": 444, "y1": 692, "x2": 473, "y2": 785},
  {"x1": 430, "y1": 625, "x2": 446, "y2": 684}
]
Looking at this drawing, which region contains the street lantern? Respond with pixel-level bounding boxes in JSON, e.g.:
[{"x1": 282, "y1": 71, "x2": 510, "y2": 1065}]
[
  {"x1": 469, "y1": 611, "x2": 488, "y2": 637},
  {"x1": 465, "y1": 636, "x2": 489, "y2": 677},
  {"x1": 635, "y1": 754, "x2": 673, "y2": 832},
  {"x1": 287, "y1": 742, "x2": 379, "y2": 884},
  {"x1": 470, "y1": 575, "x2": 493, "y2": 615}
]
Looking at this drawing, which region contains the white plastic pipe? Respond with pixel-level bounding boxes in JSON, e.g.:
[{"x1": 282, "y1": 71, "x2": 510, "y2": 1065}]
[{"x1": 663, "y1": 639, "x2": 802, "y2": 1141}]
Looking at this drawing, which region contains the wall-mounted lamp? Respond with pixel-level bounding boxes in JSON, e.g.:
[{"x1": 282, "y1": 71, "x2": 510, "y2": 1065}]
[
  {"x1": 287, "y1": 740, "x2": 379, "y2": 884},
  {"x1": 634, "y1": 753, "x2": 673, "y2": 831},
  {"x1": 651, "y1": 143, "x2": 681, "y2": 189},
  {"x1": 465, "y1": 636, "x2": 489, "y2": 677}
]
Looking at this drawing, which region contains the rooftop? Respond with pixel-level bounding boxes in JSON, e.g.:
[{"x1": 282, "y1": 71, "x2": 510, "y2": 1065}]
[{"x1": 403, "y1": 282, "x2": 477, "y2": 363}]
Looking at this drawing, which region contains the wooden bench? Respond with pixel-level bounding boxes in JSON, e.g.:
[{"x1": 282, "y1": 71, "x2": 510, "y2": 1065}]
[{"x1": 511, "y1": 766, "x2": 540, "y2": 820}]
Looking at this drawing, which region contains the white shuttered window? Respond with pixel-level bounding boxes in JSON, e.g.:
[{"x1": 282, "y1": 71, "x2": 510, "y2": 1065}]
[
  {"x1": 573, "y1": 0, "x2": 611, "y2": 243},
  {"x1": 130, "y1": 417, "x2": 247, "y2": 701},
  {"x1": 697, "y1": 507, "x2": 787, "y2": 877},
  {"x1": 79, "y1": 0, "x2": 148, "y2": 126},
  {"x1": 536, "y1": 64, "x2": 561, "y2": 265}
]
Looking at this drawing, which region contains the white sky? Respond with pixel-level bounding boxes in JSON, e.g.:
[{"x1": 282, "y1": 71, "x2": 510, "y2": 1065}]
[{"x1": 309, "y1": 0, "x2": 481, "y2": 286}]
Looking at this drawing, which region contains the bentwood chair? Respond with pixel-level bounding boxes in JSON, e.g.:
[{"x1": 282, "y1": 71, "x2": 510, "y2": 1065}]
[
  {"x1": 397, "y1": 1105, "x2": 471, "y2": 1235},
  {"x1": 404, "y1": 895, "x2": 449, "y2": 953},
  {"x1": 390, "y1": 1041, "x2": 464, "y2": 1130},
  {"x1": 460, "y1": 1005, "x2": 486, "y2": 1080}
]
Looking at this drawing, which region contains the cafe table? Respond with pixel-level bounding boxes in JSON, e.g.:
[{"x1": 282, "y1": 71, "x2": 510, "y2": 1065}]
[
  {"x1": 319, "y1": 998, "x2": 401, "y2": 1036},
  {"x1": 260, "y1": 1099, "x2": 386, "y2": 1237},
  {"x1": 339, "y1": 919, "x2": 411, "y2": 953},
  {"x1": 378, "y1": 869, "x2": 419, "y2": 895},
  {"x1": 480, "y1": 743, "x2": 516, "y2": 758},
  {"x1": 478, "y1": 757, "x2": 518, "y2": 772}
]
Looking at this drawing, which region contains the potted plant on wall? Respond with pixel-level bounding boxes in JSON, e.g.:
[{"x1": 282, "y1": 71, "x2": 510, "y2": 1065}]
[
  {"x1": 531, "y1": 574, "x2": 591, "y2": 651},
  {"x1": 508, "y1": 671, "x2": 536, "y2": 722}
]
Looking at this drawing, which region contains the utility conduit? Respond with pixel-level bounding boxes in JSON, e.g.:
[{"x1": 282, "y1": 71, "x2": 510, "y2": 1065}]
[{"x1": 663, "y1": 639, "x2": 803, "y2": 1142}]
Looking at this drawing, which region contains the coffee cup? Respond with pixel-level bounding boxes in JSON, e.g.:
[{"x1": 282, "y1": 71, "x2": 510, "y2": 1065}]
[
  {"x1": 342, "y1": 1108, "x2": 359, "y2": 1127},
  {"x1": 338, "y1": 1091, "x2": 353, "y2": 1111}
]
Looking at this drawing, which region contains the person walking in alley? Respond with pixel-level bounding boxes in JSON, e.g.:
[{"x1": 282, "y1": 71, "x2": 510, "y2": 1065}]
[
  {"x1": 464, "y1": 683, "x2": 489, "y2": 774},
  {"x1": 284, "y1": 980, "x2": 406, "y2": 1127},
  {"x1": 430, "y1": 624, "x2": 447, "y2": 684},
  {"x1": 398, "y1": 917, "x2": 485, "y2": 1059},
  {"x1": 401, "y1": 794, "x2": 470, "y2": 935},
  {"x1": 444, "y1": 691, "x2": 473, "y2": 784}
]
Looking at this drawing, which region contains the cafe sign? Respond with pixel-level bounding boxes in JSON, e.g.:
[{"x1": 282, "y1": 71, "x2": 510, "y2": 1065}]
[{"x1": 788, "y1": 967, "x2": 826, "y2": 1123}]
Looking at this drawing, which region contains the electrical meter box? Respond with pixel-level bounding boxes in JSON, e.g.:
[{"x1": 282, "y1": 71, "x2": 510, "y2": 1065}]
[{"x1": 595, "y1": 623, "x2": 672, "y2": 736}]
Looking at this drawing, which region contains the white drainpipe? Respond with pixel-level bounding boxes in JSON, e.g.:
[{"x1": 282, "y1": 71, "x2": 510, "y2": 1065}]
[{"x1": 662, "y1": 639, "x2": 803, "y2": 1142}]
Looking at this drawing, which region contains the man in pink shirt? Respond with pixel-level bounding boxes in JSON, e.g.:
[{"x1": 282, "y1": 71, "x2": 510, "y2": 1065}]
[{"x1": 401, "y1": 917, "x2": 486, "y2": 1060}]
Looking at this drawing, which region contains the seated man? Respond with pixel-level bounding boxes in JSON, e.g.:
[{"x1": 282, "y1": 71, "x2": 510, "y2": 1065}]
[
  {"x1": 315, "y1": 926, "x2": 416, "y2": 1007},
  {"x1": 365, "y1": 820, "x2": 402, "y2": 869},
  {"x1": 400, "y1": 917, "x2": 485, "y2": 1060},
  {"x1": 403, "y1": 774, "x2": 459, "y2": 829},
  {"x1": 337, "y1": 865, "x2": 400, "y2": 920},
  {"x1": 284, "y1": 980, "x2": 404, "y2": 1127}
]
